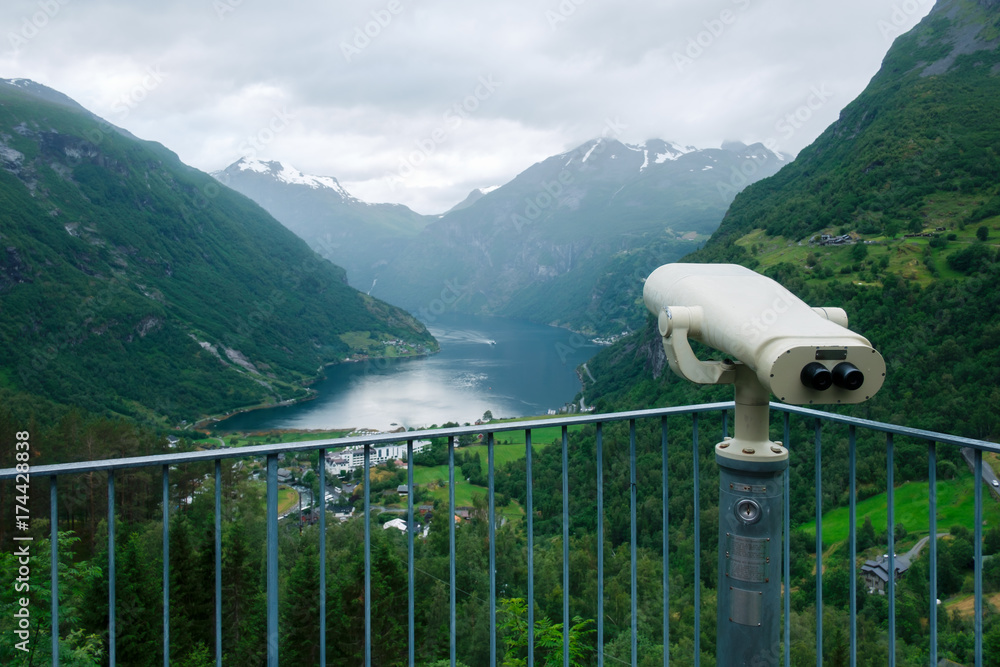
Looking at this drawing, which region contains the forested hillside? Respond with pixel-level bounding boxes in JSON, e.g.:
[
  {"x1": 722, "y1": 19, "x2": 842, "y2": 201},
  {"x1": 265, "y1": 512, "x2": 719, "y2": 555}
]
[
  {"x1": 566, "y1": 0, "x2": 1000, "y2": 662},
  {"x1": 0, "y1": 79, "x2": 436, "y2": 427},
  {"x1": 3, "y1": 1, "x2": 1000, "y2": 665},
  {"x1": 585, "y1": 0, "x2": 1000, "y2": 440}
]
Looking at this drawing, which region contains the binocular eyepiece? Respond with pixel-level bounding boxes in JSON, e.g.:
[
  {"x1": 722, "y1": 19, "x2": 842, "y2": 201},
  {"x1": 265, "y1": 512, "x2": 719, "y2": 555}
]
[{"x1": 800, "y1": 361, "x2": 865, "y2": 391}]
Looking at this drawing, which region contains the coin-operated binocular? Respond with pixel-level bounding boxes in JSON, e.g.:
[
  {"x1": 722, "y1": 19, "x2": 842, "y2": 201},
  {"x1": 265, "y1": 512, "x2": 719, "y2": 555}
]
[{"x1": 644, "y1": 263, "x2": 885, "y2": 667}]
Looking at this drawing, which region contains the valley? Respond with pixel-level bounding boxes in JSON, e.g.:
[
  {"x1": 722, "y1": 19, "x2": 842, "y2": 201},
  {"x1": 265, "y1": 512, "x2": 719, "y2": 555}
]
[{"x1": 1, "y1": 0, "x2": 1000, "y2": 664}]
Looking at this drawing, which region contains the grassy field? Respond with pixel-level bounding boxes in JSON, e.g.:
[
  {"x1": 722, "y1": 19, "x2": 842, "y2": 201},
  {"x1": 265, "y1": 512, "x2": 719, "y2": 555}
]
[
  {"x1": 411, "y1": 463, "x2": 524, "y2": 520},
  {"x1": 277, "y1": 485, "x2": 299, "y2": 514},
  {"x1": 735, "y1": 205, "x2": 999, "y2": 289},
  {"x1": 943, "y1": 591, "x2": 1000, "y2": 618},
  {"x1": 798, "y1": 466, "x2": 1000, "y2": 546}
]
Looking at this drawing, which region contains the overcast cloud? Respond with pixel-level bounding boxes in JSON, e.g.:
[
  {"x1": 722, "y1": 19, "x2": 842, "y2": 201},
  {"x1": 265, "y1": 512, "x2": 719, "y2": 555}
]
[{"x1": 2, "y1": 0, "x2": 933, "y2": 213}]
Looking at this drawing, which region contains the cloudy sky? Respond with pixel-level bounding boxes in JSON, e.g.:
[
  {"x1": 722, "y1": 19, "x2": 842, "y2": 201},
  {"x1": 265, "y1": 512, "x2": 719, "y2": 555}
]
[{"x1": 1, "y1": 0, "x2": 933, "y2": 214}]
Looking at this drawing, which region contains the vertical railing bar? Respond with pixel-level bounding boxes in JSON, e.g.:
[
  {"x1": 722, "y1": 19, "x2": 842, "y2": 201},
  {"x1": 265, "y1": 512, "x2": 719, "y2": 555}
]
[
  {"x1": 662, "y1": 416, "x2": 669, "y2": 667},
  {"x1": 887, "y1": 433, "x2": 895, "y2": 667},
  {"x1": 596, "y1": 423, "x2": 603, "y2": 667},
  {"x1": 319, "y1": 449, "x2": 327, "y2": 667},
  {"x1": 163, "y1": 465, "x2": 170, "y2": 667},
  {"x1": 50, "y1": 475, "x2": 59, "y2": 665},
  {"x1": 527, "y1": 429, "x2": 535, "y2": 667},
  {"x1": 928, "y1": 442, "x2": 937, "y2": 667},
  {"x1": 563, "y1": 424, "x2": 571, "y2": 667},
  {"x1": 108, "y1": 470, "x2": 116, "y2": 667},
  {"x1": 692, "y1": 414, "x2": 700, "y2": 667},
  {"x1": 489, "y1": 431, "x2": 498, "y2": 667},
  {"x1": 364, "y1": 443, "x2": 371, "y2": 667},
  {"x1": 449, "y1": 436, "x2": 456, "y2": 667},
  {"x1": 722, "y1": 410, "x2": 728, "y2": 440},
  {"x1": 629, "y1": 419, "x2": 638, "y2": 667},
  {"x1": 215, "y1": 460, "x2": 222, "y2": 667},
  {"x1": 266, "y1": 454, "x2": 278, "y2": 667},
  {"x1": 974, "y1": 448, "x2": 983, "y2": 666},
  {"x1": 814, "y1": 419, "x2": 822, "y2": 667},
  {"x1": 849, "y1": 426, "x2": 857, "y2": 667},
  {"x1": 407, "y1": 440, "x2": 414, "y2": 667},
  {"x1": 783, "y1": 413, "x2": 790, "y2": 667}
]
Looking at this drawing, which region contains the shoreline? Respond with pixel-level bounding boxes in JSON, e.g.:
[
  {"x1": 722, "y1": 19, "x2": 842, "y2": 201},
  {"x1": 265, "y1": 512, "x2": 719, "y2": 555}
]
[{"x1": 192, "y1": 347, "x2": 437, "y2": 432}]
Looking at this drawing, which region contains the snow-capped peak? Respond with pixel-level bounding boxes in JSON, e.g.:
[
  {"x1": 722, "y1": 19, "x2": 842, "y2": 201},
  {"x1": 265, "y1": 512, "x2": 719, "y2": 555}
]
[
  {"x1": 653, "y1": 141, "x2": 694, "y2": 163},
  {"x1": 622, "y1": 140, "x2": 698, "y2": 171},
  {"x1": 237, "y1": 156, "x2": 272, "y2": 174},
  {"x1": 235, "y1": 157, "x2": 354, "y2": 199},
  {"x1": 479, "y1": 185, "x2": 501, "y2": 195}
]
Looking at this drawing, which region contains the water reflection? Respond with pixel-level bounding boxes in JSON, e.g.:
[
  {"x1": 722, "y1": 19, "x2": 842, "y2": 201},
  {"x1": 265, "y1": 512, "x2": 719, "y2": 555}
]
[{"x1": 213, "y1": 314, "x2": 599, "y2": 432}]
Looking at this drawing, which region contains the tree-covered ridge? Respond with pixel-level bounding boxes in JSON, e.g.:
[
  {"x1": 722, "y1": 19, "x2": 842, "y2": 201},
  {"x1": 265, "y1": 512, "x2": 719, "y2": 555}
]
[
  {"x1": 0, "y1": 81, "x2": 437, "y2": 424},
  {"x1": 708, "y1": 0, "x2": 1000, "y2": 246}
]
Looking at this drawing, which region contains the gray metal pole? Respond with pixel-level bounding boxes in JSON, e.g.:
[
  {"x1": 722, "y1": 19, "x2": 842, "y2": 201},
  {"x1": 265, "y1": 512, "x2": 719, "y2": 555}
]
[
  {"x1": 51, "y1": 476, "x2": 58, "y2": 665},
  {"x1": 108, "y1": 471, "x2": 116, "y2": 667},
  {"x1": 215, "y1": 460, "x2": 222, "y2": 667},
  {"x1": 163, "y1": 465, "x2": 170, "y2": 667},
  {"x1": 715, "y1": 367, "x2": 787, "y2": 667},
  {"x1": 266, "y1": 454, "x2": 278, "y2": 667}
]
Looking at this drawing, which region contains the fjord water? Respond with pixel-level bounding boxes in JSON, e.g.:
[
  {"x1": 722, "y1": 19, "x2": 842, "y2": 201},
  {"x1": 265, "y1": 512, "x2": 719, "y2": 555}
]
[{"x1": 213, "y1": 314, "x2": 600, "y2": 432}]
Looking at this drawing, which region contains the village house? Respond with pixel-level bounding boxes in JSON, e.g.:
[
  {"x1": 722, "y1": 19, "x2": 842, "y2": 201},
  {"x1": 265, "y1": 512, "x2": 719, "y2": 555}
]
[{"x1": 861, "y1": 554, "x2": 911, "y2": 594}]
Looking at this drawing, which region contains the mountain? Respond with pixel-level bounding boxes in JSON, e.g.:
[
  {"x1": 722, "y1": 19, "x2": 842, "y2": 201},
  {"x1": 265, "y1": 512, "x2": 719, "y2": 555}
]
[
  {"x1": 213, "y1": 158, "x2": 430, "y2": 291},
  {"x1": 371, "y1": 138, "x2": 786, "y2": 335},
  {"x1": 0, "y1": 78, "x2": 437, "y2": 425},
  {"x1": 443, "y1": 186, "x2": 500, "y2": 215},
  {"x1": 582, "y1": 0, "x2": 1000, "y2": 441},
  {"x1": 693, "y1": 0, "x2": 1000, "y2": 250}
]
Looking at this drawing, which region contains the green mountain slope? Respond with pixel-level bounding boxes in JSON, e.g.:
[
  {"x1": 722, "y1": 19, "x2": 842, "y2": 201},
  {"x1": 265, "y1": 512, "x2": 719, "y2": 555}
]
[
  {"x1": 213, "y1": 158, "x2": 431, "y2": 291},
  {"x1": 583, "y1": 0, "x2": 1000, "y2": 442},
  {"x1": 372, "y1": 138, "x2": 785, "y2": 336},
  {"x1": 0, "y1": 79, "x2": 437, "y2": 425},
  {"x1": 699, "y1": 0, "x2": 1000, "y2": 251}
]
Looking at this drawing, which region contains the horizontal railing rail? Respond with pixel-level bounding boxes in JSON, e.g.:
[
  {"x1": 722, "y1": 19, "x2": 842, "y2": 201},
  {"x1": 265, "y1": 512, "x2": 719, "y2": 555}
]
[{"x1": 1, "y1": 402, "x2": 995, "y2": 666}]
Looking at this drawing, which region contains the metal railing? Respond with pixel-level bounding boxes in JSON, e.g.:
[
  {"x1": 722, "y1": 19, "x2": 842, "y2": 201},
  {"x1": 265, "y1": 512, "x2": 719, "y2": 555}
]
[{"x1": 2, "y1": 402, "x2": 997, "y2": 666}]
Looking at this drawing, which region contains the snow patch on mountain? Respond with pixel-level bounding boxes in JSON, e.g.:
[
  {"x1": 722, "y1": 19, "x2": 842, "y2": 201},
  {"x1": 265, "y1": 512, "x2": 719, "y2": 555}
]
[
  {"x1": 237, "y1": 157, "x2": 271, "y2": 174},
  {"x1": 582, "y1": 140, "x2": 601, "y2": 163},
  {"x1": 234, "y1": 157, "x2": 355, "y2": 199}
]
